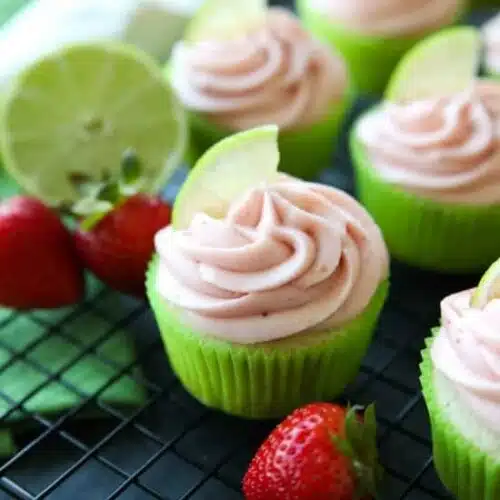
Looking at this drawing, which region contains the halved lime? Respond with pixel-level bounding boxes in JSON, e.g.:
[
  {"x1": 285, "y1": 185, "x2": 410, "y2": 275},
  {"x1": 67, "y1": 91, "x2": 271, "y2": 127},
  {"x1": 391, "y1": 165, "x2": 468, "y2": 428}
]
[
  {"x1": 184, "y1": 0, "x2": 266, "y2": 43},
  {"x1": 385, "y1": 27, "x2": 481, "y2": 103},
  {"x1": 470, "y1": 258, "x2": 500, "y2": 308},
  {"x1": 172, "y1": 124, "x2": 280, "y2": 229},
  {"x1": 0, "y1": 42, "x2": 187, "y2": 207}
]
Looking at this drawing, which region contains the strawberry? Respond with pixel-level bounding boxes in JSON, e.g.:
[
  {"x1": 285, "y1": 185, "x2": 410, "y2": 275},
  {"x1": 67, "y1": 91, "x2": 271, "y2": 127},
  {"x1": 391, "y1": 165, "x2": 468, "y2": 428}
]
[
  {"x1": 72, "y1": 150, "x2": 171, "y2": 297},
  {"x1": 0, "y1": 196, "x2": 84, "y2": 309},
  {"x1": 243, "y1": 403, "x2": 382, "y2": 500}
]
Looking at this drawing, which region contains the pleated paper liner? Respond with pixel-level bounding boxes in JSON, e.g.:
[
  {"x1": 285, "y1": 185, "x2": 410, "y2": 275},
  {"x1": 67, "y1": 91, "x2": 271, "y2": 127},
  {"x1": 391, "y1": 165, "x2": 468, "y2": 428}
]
[
  {"x1": 296, "y1": 0, "x2": 468, "y2": 95},
  {"x1": 421, "y1": 338, "x2": 500, "y2": 500},
  {"x1": 146, "y1": 255, "x2": 389, "y2": 419},
  {"x1": 350, "y1": 131, "x2": 500, "y2": 273}
]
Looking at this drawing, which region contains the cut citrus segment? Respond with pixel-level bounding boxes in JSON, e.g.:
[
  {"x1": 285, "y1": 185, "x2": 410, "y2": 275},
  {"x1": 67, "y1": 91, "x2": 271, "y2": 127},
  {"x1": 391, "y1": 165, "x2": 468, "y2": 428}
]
[
  {"x1": 184, "y1": 0, "x2": 267, "y2": 43},
  {"x1": 172, "y1": 125, "x2": 280, "y2": 229},
  {"x1": 385, "y1": 27, "x2": 481, "y2": 103},
  {"x1": 0, "y1": 42, "x2": 187, "y2": 207},
  {"x1": 470, "y1": 258, "x2": 500, "y2": 308}
]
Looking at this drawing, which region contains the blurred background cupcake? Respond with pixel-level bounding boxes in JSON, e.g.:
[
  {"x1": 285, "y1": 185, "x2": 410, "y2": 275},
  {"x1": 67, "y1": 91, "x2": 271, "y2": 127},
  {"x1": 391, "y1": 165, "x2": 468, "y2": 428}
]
[
  {"x1": 421, "y1": 264, "x2": 500, "y2": 500},
  {"x1": 168, "y1": 6, "x2": 352, "y2": 179},
  {"x1": 296, "y1": 0, "x2": 467, "y2": 95},
  {"x1": 147, "y1": 128, "x2": 389, "y2": 419},
  {"x1": 351, "y1": 80, "x2": 500, "y2": 273},
  {"x1": 482, "y1": 12, "x2": 500, "y2": 77}
]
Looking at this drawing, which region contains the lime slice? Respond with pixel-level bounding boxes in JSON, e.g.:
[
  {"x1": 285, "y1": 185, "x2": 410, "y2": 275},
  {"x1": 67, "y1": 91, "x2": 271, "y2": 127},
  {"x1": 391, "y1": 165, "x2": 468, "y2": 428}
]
[
  {"x1": 385, "y1": 27, "x2": 481, "y2": 103},
  {"x1": 0, "y1": 42, "x2": 187, "y2": 207},
  {"x1": 185, "y1": 0, "x2": 266, "y2": 43},
  {"x1": 173, "y1": 124, "x2": 280, "y2": 229},
  {"x1": 470, "y1": 258, "x2": 500, "y2": 308}
]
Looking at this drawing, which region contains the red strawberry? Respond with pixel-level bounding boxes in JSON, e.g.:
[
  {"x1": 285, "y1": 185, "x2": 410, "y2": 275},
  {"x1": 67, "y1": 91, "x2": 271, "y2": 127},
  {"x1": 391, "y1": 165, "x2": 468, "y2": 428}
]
[
  {"x1": 74, "y1": 193, "x2": 171, "y2": 297},
  {"x1": 0, "y1": 196, "x2": 84, "y2": 309},
  {"x1": 243, "y1": 403, "x2": 382, "y2": 500}
]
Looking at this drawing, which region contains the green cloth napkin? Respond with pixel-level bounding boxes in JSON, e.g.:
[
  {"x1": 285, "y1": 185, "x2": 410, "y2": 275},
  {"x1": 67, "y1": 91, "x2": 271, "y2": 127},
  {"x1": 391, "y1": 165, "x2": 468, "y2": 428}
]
[{"x1": 0, "y1": 169, "x2": 146, "y2": 458}]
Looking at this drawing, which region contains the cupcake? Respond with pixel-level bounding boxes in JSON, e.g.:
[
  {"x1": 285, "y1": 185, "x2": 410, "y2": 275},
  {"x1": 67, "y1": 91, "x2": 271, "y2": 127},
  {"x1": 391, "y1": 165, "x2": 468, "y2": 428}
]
[
  {"x1": 147, "y1": 167, "x2": 389, "y2": 418},
  {"x1": 421, "y1": 284, "x2": 500, "y2": 499},
  {"x1": 351, "y1": 80, "x2": 500, "y2": 273},
  {"x1": 296, "y1": 0, "x2": 466, "y2": 95},
  {"x1": 168, "y1": 7, "x2": 351, "y2": 179},
  {"x1": 482, "y1": 13, "x2": 500, "y2": 78}
]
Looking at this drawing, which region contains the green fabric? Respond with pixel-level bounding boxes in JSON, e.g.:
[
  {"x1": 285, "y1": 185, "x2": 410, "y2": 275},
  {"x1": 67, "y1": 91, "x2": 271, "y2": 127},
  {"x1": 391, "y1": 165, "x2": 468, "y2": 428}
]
[
  {"x1": 296, "y1": 0, "x2": 467, "y2": 95},
  {"x1": 350, "y1": 127, "x2": 500, "y2": 273},
  {"x1": 421, "y1": 339, "x2": 500, "y2": 500},
  {"x1": 0, "y1": 167, "x2": 146, "y2": 456},
  {"x1": 147, "y1": 255, "x2": 388, "y2": 419},
  {"x1": 0, "y1": 0, "x2": 29, "y2": 27}
]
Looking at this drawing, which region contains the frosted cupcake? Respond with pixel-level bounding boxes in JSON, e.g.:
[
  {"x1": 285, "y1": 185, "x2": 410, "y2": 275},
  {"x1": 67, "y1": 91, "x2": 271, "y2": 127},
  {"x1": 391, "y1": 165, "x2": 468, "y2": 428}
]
[
  {"x1": 296, "y1": 0, "x2": 466, "y2": 94},
  {"x1": 351, "y1": 81, "x2": 500, "y2": 273},
  {"x1": 146, "y1": 127, "x2": 389, "y2": 419},
  {"x1": 169, "y1": 7, "x2": 351, "y2": 179},
  {"x1": 482, "y1": 14, "x2": 500, "y2": 77},
  {"x1": 421, "y1": 279, "x2": 500, "y2": 499}
]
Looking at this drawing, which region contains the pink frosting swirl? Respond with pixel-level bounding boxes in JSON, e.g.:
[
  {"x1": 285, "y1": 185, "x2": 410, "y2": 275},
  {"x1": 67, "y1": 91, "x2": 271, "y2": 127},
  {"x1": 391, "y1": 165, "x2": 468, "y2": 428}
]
[
  {"x1": 356, "y1": 82, "x2": 500, "y2": 204},
  {"x1": 483, "y1": 14, "x2": 500, "y2": 75},
  {"x1": 431, "y1": 289, "x2": 500, "y2": 434},
  {"x1": 169, "y1": 7, "x2": 348, "y2": 131},
  {"x1": 154, "y1": 177, "x2": 389, "y2": 344},
  {"x1": 308, "y1": 0, "x2": 461, "y2": 36}
]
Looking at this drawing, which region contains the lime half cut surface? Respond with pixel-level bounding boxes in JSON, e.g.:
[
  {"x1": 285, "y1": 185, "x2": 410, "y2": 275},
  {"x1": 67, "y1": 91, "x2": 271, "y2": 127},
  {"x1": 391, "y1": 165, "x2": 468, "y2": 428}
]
[
  {"x1": 470, "y1": 258, "x2": 500, "y2": 309},
  {"x1": 0, "y1": 42, "x2": 187, "y2": 207}
]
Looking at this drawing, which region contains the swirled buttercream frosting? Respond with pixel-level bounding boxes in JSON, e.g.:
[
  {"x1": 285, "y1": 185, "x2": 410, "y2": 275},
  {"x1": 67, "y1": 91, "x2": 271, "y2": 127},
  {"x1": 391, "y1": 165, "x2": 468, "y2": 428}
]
[
  {"x1": 169, "y1": 7, "x2": 348, "y2": 131},
  {"x1": 307, "y1": 0, "x2": 461, "y2": 37},
  {"x1": 356, "y1": 82, "x2": 500, "y2": 204},
  {"x1": 431, "y1": 289, "x2": 500, "y2": 434},
  {"x1": 154, "y1": 177, "x2": 389, "y2": 344}
]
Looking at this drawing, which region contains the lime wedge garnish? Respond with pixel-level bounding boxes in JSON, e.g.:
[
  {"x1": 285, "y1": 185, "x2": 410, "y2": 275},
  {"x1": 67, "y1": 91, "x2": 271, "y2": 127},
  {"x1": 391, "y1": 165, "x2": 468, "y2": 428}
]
[
  {"x1": 470, "y1": 258, "x2": 500, "y2": 308},
  {"x1": 0, "y1": 42, "x2": 187, "y2": 207},
  {"x1": 385, "y1": 27, "x2": 481, "y2": 103},
  {"x1": 172, "y1": 124, "x2": 280, "y2": 229},
  {"x1": 184, "y1": 0, "x2": 266, "y2": 43}
]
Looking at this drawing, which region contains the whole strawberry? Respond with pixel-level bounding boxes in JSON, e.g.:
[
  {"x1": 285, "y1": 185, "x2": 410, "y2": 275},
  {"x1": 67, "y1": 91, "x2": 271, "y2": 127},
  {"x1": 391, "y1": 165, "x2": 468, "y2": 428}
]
[
  {"x1": 72, "y1": 151, "x2": 171, "y2": 297},
  {"x1": 243, "y1": 403, "x2": 382, "y2": 500},
  {"x1": 0, "y1": 196, "x2": 84, "y2": 309}
]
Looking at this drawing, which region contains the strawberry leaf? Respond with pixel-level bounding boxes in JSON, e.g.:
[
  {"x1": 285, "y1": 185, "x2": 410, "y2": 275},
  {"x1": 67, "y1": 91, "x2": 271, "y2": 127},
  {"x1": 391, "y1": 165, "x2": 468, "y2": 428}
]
[{"x1": 121, "y1": 149, "x2": 142, "y2": 186}]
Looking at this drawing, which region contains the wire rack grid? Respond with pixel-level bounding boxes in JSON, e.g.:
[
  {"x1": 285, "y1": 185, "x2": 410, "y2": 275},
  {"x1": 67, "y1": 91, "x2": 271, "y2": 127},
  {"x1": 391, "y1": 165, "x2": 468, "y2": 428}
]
[{"x1": 0, "y1": 2, "x2": 496, "y2": 499}]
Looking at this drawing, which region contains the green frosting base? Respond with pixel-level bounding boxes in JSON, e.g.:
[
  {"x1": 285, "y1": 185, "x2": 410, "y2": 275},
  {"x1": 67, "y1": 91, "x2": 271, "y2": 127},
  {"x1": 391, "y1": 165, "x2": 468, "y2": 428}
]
[
  {"x1": 184, "y1": 93, "x2": 353, "y2": 180},
  {"x1": 350, "y1": 124, "x2": 500, "y2": 273},
  {"x1": 146, "y1": 256, "x2": 389, "y2": 419},
  {"x1": 421, "y1": 339, "x2": 500, "y2": 500},
  {"x1": 295, "y1": 0, "x2": 467, "y2": 95}
]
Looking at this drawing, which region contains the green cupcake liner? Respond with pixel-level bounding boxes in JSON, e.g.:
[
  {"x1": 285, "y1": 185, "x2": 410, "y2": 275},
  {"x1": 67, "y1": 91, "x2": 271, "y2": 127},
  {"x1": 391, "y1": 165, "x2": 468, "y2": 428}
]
[
  {"x1": 350, "y1": 130, "x2": 500, "y2": 273},
  {"x1": 185, "y1": 93, "x2": 352, "y2": 180},
  {"x1": 146, "y1": 256, "x2": 389, "y2": 419},
  {"x1": 296, "y1": 0, "x2": 467, "y2": 95},
  {"x1": 421, "y1": 338, "x2": 500, "y2": 500}
]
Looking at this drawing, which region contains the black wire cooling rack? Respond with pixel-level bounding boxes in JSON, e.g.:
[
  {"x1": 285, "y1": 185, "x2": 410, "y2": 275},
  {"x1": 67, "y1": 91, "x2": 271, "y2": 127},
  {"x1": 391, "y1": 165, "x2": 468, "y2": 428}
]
[{"x1": 0, "y1": 2, "x2": 497, "y2": 499}]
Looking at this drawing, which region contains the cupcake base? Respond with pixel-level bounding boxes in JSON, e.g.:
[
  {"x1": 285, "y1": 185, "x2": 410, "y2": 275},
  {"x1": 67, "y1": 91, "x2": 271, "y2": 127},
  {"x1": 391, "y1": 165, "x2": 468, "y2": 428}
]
[
  {"x1": 186, "y1": 94, "x2": 352, "y2": 180},
  {"x1": 147, "y1": 256, "x2": 388, "y2": 419},
  {"x1": 421, "y1": 340, "x2": 500, "y2": 500},
  {"x1": 351, "y1": 133, "x2": 500, "y2": 273},
  {"x1": 296, "y1": 0, "x2": 466, "y2": 95}
]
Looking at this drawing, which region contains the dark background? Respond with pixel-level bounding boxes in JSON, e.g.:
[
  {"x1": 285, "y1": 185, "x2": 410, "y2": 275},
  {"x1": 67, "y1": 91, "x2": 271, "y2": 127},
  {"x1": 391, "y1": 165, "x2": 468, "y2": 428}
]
[{"x1": 0, "y1": 1, "x2": 497, "y2": 499}]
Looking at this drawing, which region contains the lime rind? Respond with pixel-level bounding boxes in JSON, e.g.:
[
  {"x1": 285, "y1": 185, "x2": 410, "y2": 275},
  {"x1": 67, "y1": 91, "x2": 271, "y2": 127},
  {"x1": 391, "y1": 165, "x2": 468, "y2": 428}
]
[
  {"x1": 0, "y1": 41, "x2": 187, "y2": 206},
  {"x1": 184, "y1": 0, "x2": 267, "y2": 43},
  {"x1": 470, "y1": 258, "x2": 500, "y2": 308},
  {"x1": 172, "y1": 124, "x2": 280, "y2": 229},
  {"x1": 385, "y1": 26, "x2": 482, "y2": 103}
]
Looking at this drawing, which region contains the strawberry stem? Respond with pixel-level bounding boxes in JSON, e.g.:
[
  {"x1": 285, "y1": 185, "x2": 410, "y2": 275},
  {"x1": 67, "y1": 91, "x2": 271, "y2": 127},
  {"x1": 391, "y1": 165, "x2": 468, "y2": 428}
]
[
  {"x1": 330, "y1": 403, "x2": 383, "y2": 500},
  {"x1": 67, "y1": 149, "x2": 144, "y2": 230}
]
